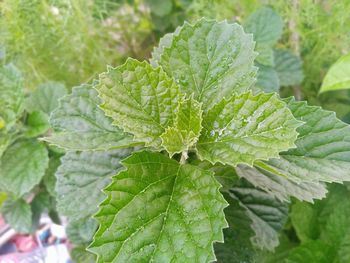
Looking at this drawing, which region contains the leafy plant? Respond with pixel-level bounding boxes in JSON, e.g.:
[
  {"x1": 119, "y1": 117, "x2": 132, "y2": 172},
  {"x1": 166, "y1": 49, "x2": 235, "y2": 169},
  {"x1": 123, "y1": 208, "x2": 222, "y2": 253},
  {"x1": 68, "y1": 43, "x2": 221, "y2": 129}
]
[
  {"x1": 43, "y1": 18, "x2": 350, "y2": 262},
  {"x1": 0, "y1": 63, "x2": 65, "y2": 234}
]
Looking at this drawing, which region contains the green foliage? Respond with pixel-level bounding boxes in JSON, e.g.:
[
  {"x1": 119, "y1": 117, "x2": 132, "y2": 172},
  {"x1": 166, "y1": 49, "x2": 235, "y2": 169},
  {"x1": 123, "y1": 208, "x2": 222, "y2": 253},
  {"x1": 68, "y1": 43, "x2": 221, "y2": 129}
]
[
  {"x1": 320, "y1": 53, "x2": 350, "y2": 93},
  {"x1": 1, "y1": 198, "x2": 32, "y2": 233},
  {"x1": 46, "y1": 17, "x2": 350, "y2": 262}
]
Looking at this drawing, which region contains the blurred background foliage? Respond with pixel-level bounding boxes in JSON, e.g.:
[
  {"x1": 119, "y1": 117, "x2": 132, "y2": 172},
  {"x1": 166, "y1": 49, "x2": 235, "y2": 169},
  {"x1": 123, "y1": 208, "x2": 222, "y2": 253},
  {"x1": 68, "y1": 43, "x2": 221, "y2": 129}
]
[
  {"x1": 1, "y1": 0, "x2": 349, "y2": 120},
  {"x1": 1, "y1": 0, "x2": 350, "y2": 261}
]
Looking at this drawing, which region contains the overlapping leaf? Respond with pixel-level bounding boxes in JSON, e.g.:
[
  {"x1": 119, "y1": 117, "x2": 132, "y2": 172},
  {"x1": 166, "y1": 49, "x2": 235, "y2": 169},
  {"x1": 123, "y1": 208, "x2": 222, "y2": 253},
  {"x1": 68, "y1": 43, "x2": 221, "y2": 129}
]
[
  {"x1": 0, "y1": 64, "x2": 23, "y2": 131},
  {"x1": 320, "y1": 52, "x2": 350, "y2": 93},
  {"x1": 262, "y1": 98, "x2": 350, "y2": 184},
  {"x1": 236, "y1": 164, "x2": 327, "y2": 202},
  {"x1": 197, "y1": 92, "x2": 301, "y2": 167},
  {"x1": 274, "y1": 49, "x2": 304, "y2": 86},
  {"x1": 155, "y1": 19, "x2": 257, "y2": 109},
  {"x1": 161, "y1": 96, "x2": 202, "y2": 156},
  {"x1": 89, "y1": 151, "x2": 228, "y2": 263},
  {"x1": 56, "y1": 149, "x2": 131, "y2": 221},
  {"x1": 1, "y1": 198, "x2": 32, "y2": 233},
  {"x1": 229, "y1": 179, "x2": 289, "y2": 250},
  {"x1": 97, "y1": 59, "x2": 180, "y2": 149},
  {"x1": 45, "y1": 84, "x2": 135, "y2": 151},
  {"x1": 0, "y1": 139, "x2": 48, "y2": 197}
]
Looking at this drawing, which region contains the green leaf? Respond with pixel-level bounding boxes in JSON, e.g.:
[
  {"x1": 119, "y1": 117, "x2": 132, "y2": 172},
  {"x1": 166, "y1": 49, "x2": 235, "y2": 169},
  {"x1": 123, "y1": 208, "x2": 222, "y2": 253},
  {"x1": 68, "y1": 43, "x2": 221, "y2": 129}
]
[
  {"x1": 161, "y1": 96, "x2": 202, "y2": 156},
  {"x1": 45, "y1": 83, "x2": 136, "y2": 151},
  {"x1": 24, "y1": 81, "x2": 67, "y2": 114},
  {"x1": 244, "y1": 7, "x2": 283, "y2": 47},
  {"x1": 43, "y1": 154, "x2": 61, "y2": 197},
  {"x1": 0, "y1": 64, "x2": 24, "y2": 131},
  {"x1": 229, "y1": 179, "x2": 289, "y2": 250},
  {"x1": 146, "y1": 0, "x2": 172, "y2": 16},
  {"x1": 30, "y1": 191, "x2": 52, "y2": 231},
  {"x1": 320, "y1": 53, "x2": 350, "y2": 93},
  {"x1": 255, "y1": 43, "x2": 275, "y2": 66},
  {"x1": 88, "y1": 151, "x2": 228, "y2": 262},
  {"x1": 1, "y1": 198, "x2": 32, "y2": 233},
  {"x1": 67, "y1": 218, "x2": 99, "y2": 245},
  {"x1": 97, "y1": 59, "x2": 180, "y2": 149},
  {"x1": 236, "y1": 164, "x2": 327, "y2": 202},
  {"x1": 263, "y1": 98, "x2": 350, "y2": 184},
  {"x1": 283, "y1": 241, "x2": 332, "y2": 263},
  {"x1": 215, "y1": 193, "x2": 257, "y2": 263},
  {"x1": 196, "y1": 92, "x2": 301, "y2": 167},
  {"x1": 274, "y1": 49, "x2": 304, "y2": 86},
  {"x1": 0, "y1": 139, "x2": 49, "y2": 197},
  {"x1": 256, "y1": 64, "x2": 280, "y2": 92},
  {"x1": 157, "y1": 19, "x2": 257, "y2": 109},
  {"x1": 71, "y1": 246, "x2": 96, "y2": 263},
  {"x1": 56, "y1": 149, "x2": 131, "y2": 221},
  {"x1": 24, "y1": 111, "x2": 50, "y2": 137}
]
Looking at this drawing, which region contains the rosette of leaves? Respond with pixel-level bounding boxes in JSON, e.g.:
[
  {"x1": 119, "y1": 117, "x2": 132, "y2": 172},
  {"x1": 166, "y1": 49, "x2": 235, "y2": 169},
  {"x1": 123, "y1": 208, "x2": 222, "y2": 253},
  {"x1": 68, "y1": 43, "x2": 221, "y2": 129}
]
[
  {"x1": 46, "y1": 18, "x2": 350, "y2": 262},
  {"x1": 0, "y1": 66, "x2": 66, "y2": 234},
  {"x1": 244, "y1": 7, "x2": 304, "y2": 92}
]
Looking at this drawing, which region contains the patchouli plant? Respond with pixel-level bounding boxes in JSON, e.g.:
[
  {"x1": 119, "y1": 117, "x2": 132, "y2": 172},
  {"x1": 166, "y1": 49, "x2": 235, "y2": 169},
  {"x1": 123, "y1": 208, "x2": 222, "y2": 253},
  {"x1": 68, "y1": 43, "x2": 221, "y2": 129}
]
[{"x1": 45, "y1": 19, "x2": 350, "y2": 262}]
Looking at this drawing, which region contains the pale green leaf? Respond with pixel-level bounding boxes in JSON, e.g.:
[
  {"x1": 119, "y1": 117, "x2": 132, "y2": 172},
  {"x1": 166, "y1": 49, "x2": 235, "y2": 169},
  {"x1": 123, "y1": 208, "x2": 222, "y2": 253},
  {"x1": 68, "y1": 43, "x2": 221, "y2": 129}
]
[
  {"x1": 263, "y1": 98, "x2": 350, "y2": 184},
  {"x1": 244, "y1": 6, "x2": 283, "y2": 47},
  {"x1": 45, "y1": 84, "x2": 136, "y2": 151},
  {"x1": 146, "y1": 0, "x2": 172, "y2": 16},
  {"x1": 150, "y1": 26, "x2": 181, "y2": 67},
  {"x1": 236, "y1": 164, "x2": 327, "y2": 202},
  {"x1": 1, "y1": 198, "x2": 32, "y2": 233},
  {"x1": 43, "y1": 154, "x2": 61, "y2": 197},
  {"x1": 56, "y1": 149, "x2": 131, "y2": 221},
  {"x1": 197, "y1": 92, "x2": 301, "y2": 167},
  {"x1": 24, "y1": 81, "x2": 67, "y2": 114},
  {"x1": 157, "y1": 19, "x2": 257, "y2": 109},
  {"x1": 320, "y1": 53, "x2": 350, "y2": 93},
  {"x1": 0, "y1": 64, "x2": 23, "y2": 131},
  {"x1": 229, "y1": 179, "x2": 288, "y2": 250},
  {"x1": 97, "y1": 59, "x2": 180, "y2": 149},
  {"x1": 274, "y1": 49, "x2": 304, "y2": 86},
  {"x1": 88, "y1": 151, "x2": 228, "y2": 263},
  {"x1": 161, "y1": 96, "x2": 202, "y2": 156},
  {"x1": 255, "y1": 43, "x2": 275, "y2": 66},
  {"x1": 67, "y1": 218, "x2": 99, "y2": 245},
  {"x1": 256, "y1": 64, "x2": 280, "y2": 92},
  {"x1": 0, "y1": 139, "x2": 49, "y2": 197},
  {"x1": 71, "y1": 246, "x2": 96, "y2": 263}
]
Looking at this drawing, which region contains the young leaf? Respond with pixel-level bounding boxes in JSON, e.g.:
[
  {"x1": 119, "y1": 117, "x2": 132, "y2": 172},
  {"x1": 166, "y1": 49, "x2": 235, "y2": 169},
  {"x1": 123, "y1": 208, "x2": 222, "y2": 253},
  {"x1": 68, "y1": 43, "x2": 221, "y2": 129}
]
[
  {"x1": 156, "y1": 19, "x2": 257, "y2": 109},
  {"x1": 88, "y1": 151, "x2": 228, "y2": 262},
  {"x1": 274, "y1": 49, "x2": 304, "y2": 86},
  {"x1": 161, "y1": 96, "x2": 202, "y2": 156},
  {"x1": 0, "y1": 64, "x2": 23, "y2": 131},
  {"x1": 97, "y1": 59, "x2": 180, "y2": 149},
  {"x1": 45, "y1": 84, "x2": 135, "y2": 151},
  {"x1": 0, "y1": 139, "x2": 49, "y2": 197},
  {"x1": 55, "y1": 149, "x2": 131, "y2": 221},
  {"x1": 262, "y1": 98, "x2": 350, "y2": 184},
  {"x1": 228, "y1": 179, "x2": 288, "y2": 250},
  {"x1": 320, "y1": 52, "x2": 350, "y2": 93},
  {"x1": 196, "y1": 92, "x2": 301, "y2": 167},
  {"x1": 236, "y1": 164, "x2": 327, "y2": 202},
  {"x1": 24, "y1": 81, "x2": 67, "y2": 114},
  {"x1": 1, "y1": 198, "x2": 32, "y2": 233}
]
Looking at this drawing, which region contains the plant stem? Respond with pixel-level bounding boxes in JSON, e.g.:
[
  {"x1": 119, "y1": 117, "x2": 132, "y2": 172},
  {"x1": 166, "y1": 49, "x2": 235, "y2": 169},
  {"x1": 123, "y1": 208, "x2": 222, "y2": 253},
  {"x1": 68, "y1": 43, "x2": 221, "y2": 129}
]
[
  {"x1": 180, "y1": 151, "x2": 188, "y2": 164},
  {"x1": 289, "y1": 0, "x2": 302, "y2": 100}
]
